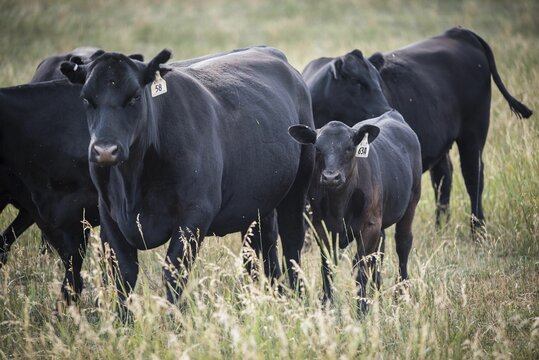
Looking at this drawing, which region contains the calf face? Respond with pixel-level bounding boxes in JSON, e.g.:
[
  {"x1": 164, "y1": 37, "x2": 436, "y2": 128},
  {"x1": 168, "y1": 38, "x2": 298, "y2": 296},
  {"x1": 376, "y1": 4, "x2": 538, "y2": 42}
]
[
  {"x1": 61, "y1": 50, "x2": 171, "y2": 166},
  {"x1": 289, "y1": 121, "x2": 379, "y2": 189}
]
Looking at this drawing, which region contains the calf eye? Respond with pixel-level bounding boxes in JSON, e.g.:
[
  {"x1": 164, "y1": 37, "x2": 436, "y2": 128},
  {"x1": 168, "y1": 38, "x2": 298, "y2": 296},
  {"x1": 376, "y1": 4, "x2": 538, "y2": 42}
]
[{"x1": 81, "y1": 97, "x2": 95, "y2": 108}]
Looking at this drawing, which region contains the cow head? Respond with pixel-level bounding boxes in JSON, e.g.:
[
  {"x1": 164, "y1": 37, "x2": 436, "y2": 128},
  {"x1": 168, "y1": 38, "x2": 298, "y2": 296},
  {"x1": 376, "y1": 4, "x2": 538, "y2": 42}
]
[
  {"x1": 289, "y1": 121, "x2": 379, "y2": 189},
  {"x1": 61, "y1": 49, "x2": 170, "y2": 166},
  {"x1": 306, "y1": 50, "x2": 390, "y2": 127}
]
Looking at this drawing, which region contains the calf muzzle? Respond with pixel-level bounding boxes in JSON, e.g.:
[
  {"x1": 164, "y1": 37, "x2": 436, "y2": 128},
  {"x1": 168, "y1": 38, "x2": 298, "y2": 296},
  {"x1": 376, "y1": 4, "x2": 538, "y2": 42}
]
[{"x1": 320, "y1": 170, "x2": 344, "y2": 187}]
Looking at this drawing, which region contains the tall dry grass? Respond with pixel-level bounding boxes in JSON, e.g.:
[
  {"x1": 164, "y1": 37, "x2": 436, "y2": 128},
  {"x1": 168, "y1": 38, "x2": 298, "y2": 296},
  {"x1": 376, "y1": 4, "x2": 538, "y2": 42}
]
[{"x1": 1, "y1": 0, "x2": 538, "y2": 358}]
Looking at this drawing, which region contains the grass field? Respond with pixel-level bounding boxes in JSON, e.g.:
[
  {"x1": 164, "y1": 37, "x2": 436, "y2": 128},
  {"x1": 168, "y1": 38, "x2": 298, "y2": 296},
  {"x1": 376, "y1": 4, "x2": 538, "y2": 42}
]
[{"x1": 0, "y1": 0, "x2": 538, "y2": 358}]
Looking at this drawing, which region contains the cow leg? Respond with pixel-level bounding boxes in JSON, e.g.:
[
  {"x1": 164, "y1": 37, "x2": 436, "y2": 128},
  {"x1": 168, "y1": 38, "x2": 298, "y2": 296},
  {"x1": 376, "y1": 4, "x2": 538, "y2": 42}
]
[
  {"x1": 353, "y1": 224, "x2": 380, "y2": 317},
  {"x1": 100, "y1": 212, "x2": 138, "y2": 320},
  {"x1": 241, "y1": 210, "x2": 281, "y2": 281},
  {"x1": 0, "y1": 208, "x2": 35, "y2": 267},
  {"x1": 429, "y1": 154, "x2": 453, "y2": 227},
  {"x1": 456, "y1": 136, "x2": 486, "y2": 235},
  {"x1": 371, "y1": 230, "x2": 386, "y2": 290},
  {"x1": 163, "y1": 226, "x2": 204, "y2": 304},
  {"x1": 276, "y1": 189, "x2": 307, "y2": 292},
  {"x1": 59, "y1": 242, "x2": 86, "y2": 304},
  {"x1": 313, "y1": 221, "x2": 338, "y2": 304}
]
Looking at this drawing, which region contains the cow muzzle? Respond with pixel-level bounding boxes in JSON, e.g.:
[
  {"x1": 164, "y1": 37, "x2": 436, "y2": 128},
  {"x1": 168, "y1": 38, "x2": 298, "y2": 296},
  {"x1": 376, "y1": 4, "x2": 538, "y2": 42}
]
[
  {"x1": 90, "y1": 142, "x2": 123, "y2": 166},
  {"x1": 320, "y1": 170, "x2": 345, "y2": 187}
]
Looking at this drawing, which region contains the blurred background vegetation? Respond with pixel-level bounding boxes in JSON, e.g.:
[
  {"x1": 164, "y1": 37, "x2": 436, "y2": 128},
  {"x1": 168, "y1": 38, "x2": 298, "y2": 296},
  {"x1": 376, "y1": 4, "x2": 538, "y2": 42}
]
[{"x1": 0, "y1": 0, "x2": 537, "y2": 358}]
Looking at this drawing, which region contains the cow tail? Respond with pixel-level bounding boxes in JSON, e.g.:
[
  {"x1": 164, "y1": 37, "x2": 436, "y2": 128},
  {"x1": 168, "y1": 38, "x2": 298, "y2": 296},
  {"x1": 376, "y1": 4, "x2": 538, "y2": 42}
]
[{"x1": 468, "y1": 30, "x2": 532, "y2": 119}]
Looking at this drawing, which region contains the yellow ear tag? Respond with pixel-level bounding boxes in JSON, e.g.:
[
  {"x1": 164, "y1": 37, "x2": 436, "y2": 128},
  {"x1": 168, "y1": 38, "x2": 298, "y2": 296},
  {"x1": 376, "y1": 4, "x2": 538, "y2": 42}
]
[
  {"x1": 151, "y1": 71, "x2": 167, "y2": 97},
  {"x1": 355, "y1": 133, "x2": 370, "y2": 158}
]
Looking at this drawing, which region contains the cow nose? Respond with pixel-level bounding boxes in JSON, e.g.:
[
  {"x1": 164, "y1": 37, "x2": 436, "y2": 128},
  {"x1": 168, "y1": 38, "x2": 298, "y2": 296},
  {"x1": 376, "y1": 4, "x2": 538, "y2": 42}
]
[
  {"x1": 320, "y1": 170, "x2": 343, "y2": 186},
  {"x1": 92, "y1": 143, "x2": 120, "y2": 165}
]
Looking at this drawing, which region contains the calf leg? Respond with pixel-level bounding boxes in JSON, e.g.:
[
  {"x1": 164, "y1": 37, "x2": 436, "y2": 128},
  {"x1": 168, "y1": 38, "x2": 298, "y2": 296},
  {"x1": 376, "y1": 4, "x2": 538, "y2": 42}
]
[
  {"x1": 371, "y1": 230, "x2": 386, "y2": 290},
  {"x1": 429, "y1": 154, "x2": 453, "y2": 227},
  {"x1": 456, "y1": 137, "x2": 486, "y2": 235},
  {"x1": 354, "y1": 223, "x2": 382, "y2": 317}
]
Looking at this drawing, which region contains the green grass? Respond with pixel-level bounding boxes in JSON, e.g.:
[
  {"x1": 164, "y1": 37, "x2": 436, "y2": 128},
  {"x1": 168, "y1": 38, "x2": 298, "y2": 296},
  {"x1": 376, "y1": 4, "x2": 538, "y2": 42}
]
[{"x1": 1, "y1": 0, "x2": 538, "y2": 358}]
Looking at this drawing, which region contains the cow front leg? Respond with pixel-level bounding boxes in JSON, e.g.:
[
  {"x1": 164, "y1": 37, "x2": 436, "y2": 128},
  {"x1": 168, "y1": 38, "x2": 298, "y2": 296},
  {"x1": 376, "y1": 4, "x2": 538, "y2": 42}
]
[
  {"x1": 100, "y1": 212, "x2": 139, "y2": 321},
  {"x1": 163, "y1": 226, "x2": 204, "y2": 304}
]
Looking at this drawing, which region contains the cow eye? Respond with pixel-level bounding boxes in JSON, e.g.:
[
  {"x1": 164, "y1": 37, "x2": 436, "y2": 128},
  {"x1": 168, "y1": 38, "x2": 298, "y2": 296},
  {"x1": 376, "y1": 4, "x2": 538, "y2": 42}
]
[{"x1": 127, "y1": 94, "x2": 140, "y2": 107}]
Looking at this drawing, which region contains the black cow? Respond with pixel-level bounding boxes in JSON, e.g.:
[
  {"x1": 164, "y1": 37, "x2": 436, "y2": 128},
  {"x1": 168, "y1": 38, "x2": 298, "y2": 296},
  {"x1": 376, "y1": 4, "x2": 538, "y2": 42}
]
[
  {"x1": 31, "y1": 47, "x2": 138, "y2": 83},
  {"x1": 289, "y1": 110, "x2": 421, "y2": 315},
  {"x1": 303, "y1": 27, "x2": 532, "y2": 232},
  {"x1": 60, "y1": 46, "x2": 314, "y2": 313},
  {"x1": 0, "y1": 48, "x2": 111, "y2": 265},
  {"x1": 0, "y1": 80, "x2": 99, "y2": 302}
]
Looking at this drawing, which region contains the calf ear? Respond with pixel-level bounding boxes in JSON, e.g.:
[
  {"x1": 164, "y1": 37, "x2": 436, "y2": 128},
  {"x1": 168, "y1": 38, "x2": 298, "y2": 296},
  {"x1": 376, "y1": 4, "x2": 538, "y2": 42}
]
[
  {"x1": 288, "y1": 125, "x2": 317, "y2": 145},
  {"x1": 60, "y1": 61, "x2": 87, "y2": 84},
  {"x1": 368, "y1": 52, "x2": 385, "y2": 70},
  {"x1": 129, "y1": 53, "x2": 144, "y2": 62},
  {"x1": 143, "y1": 49, "x2": 172, "y2": 84},
  {"x1": 353, "y1": 124, "x2": 380, "y2": 145}
]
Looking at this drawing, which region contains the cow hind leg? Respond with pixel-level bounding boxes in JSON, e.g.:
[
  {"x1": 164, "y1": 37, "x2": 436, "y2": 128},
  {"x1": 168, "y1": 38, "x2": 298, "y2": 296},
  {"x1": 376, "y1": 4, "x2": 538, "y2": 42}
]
[
  {"x1": 277, "y1": 192, "x2": 306, "y2": 293},
  {"x1": 0, "y1": 208, "x2": 34, "y2": 267},
  {"x1": 456, "y1": 136, "x2": 486, "y2": 236},
  {"x1": 429, "y1": 154, "x2": 453, "y2": 228},
  {"x1": 395, "y1": 193, "x2": 419, "y2": 283},
  {"x1": 163, "y1": 226, "x2": 204, "y2": 304},
  {"x1": 241, "y1": 210, "x2": 281, "y2": 281}
]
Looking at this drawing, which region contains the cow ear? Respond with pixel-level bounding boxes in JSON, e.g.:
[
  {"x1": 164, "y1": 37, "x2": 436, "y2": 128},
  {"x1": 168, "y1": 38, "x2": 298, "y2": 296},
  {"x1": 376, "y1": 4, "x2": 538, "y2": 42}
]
[
  {"x1": 89, "y1": 50, "x2": 105, "y2": 60},
  {"x1": 368, "y1": 52, "x2": 385, "y2": 70},
  {"x1": 129, "y1": 53, "x2": 144, "y2": 62},
  {"x1": 69, "y1": 55, "x2": 84, "y2": 65},
  {"x1": 288, "y1": 125, "x2": 317, "y2": 145},
  {"x1": 353, "y1": 124, "x2": 380, "y2": 145},
  {"x1": 143, "y1": 49, "x2": 172, "y2": 84},
  {"x1": 60, "y1": 61, "x2": 87, "y2": 84},
  {"x1": 341, "y1": 49, "x2": 366, "y2": 78},
  {"x1": 331, "y1": 58, "x2": 343, "y2": 80}
]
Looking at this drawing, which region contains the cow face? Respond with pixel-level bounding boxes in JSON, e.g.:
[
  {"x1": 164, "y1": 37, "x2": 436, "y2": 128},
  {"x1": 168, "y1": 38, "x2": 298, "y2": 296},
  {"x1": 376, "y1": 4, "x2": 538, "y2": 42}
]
[
  {"x1": 307, "y1": 50, "x2": 390, "y2": 127},
  {"x1": 61, "y1": 49, "x2": 171, "y2": 166},
  {"x1": 289, "y1": 121, "x2": 379, "y2": 189}
]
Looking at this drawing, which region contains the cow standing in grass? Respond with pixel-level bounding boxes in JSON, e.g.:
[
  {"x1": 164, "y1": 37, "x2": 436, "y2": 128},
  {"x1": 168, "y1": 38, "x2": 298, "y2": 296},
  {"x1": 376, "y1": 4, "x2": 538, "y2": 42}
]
[
  {"x1": 61, "y1": 47, "x2": 314, "y2": 316},
  {"x1": 290, "y1": 108, "x2": 421, "y2": 315},
  {"x1": 303, "y1": 27, "x2": 532, "y2": 233}
]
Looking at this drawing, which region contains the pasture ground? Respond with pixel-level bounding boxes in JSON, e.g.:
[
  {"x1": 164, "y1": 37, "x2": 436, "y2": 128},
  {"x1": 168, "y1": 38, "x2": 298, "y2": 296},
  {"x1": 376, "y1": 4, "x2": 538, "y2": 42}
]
[{"x1": 0, "y1": 0, "x2": 537, "y2": 358}]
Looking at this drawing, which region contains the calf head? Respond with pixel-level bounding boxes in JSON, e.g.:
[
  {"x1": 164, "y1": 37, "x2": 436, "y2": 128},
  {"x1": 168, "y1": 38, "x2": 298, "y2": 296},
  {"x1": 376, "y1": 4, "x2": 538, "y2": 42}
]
[
  {"x1": 61, "y1": 49, "x2": 171, "y2": 166},
  {"x1": 307, "y1": 50, "x2": 390, "y2": 127},
  {"x1": 289, "y1": 121, "x2": 379, "y2": 189}
]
